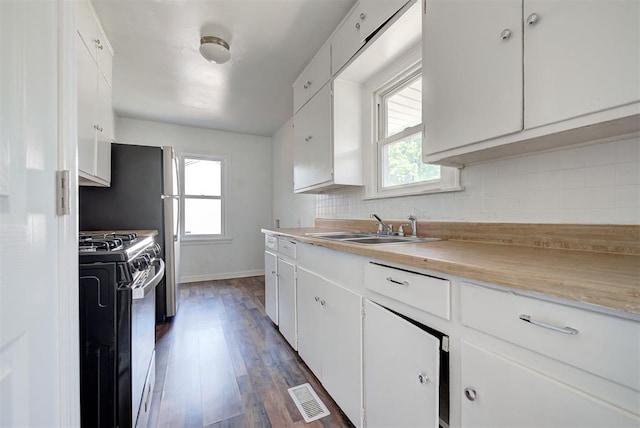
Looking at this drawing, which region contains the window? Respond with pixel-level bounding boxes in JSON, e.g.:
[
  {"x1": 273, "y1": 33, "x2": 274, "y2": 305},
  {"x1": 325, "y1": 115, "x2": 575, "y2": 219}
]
[
  {"x1": 370, "y1": 65, "x2": 460, "y2": 198},
  {"x1": 182, "y1": 155, "x2": 226, "y2": 239}
]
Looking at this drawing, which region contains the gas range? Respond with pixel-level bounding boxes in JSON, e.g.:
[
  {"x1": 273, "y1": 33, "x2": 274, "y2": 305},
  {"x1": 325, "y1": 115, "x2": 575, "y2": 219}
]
[{"x1": 78, "y1": 231, "x2": 163, "y2": 427}]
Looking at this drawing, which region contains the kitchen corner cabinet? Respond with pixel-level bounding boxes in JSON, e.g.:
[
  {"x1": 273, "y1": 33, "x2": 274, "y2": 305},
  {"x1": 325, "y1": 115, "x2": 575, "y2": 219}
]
[
  {"x1": 423, "y1": 0, "x2": 640, "y2": 166},
  {"x1": 363, "y1": 300, "x2": 441, "y2": 428},
  {"x1": 293, "y1": 80, "x2": 362, "y2": 193},
  {"x1": 77, "y1": 0, "x2": 114, "y2": 187},
  {"x1": 296, "y1": 267, "x2": 361, "y2": 426}
]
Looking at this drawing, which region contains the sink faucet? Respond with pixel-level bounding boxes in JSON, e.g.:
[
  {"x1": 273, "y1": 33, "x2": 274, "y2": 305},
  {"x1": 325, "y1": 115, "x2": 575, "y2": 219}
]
[
  {"x1": 370, "y1": 213, "x2": 393, "y2": 235},
  {"x1": 408, "y1": 214, "x2": 418, "y2": 238}
]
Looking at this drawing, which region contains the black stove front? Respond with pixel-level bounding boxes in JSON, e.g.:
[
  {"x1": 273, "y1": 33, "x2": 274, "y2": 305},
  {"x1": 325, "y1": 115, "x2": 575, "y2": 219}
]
[{"x1": 79, "y1": 231, "x2": 162, "y2": 428}]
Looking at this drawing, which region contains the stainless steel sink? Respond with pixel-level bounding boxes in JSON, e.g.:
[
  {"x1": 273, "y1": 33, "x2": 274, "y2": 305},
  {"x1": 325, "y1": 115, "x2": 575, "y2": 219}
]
[
  {"x1": 345, "y1": 236, "x2": 442, "y2": 245},
  {"x1": 305, "y1": 232, "x2": 442, "y2": 245},
  {"x1": 304, "y1": 232, "x2": 374, "y2": 239}
]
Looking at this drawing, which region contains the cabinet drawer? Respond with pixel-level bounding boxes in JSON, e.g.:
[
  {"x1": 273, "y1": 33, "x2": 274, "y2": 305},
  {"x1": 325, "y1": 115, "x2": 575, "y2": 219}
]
[
  {"x1": 265, "y1": 234, "x2": 278, "y2": 251},
  {"x1": 277, "y1": 238, "x2": 297, "y2": 259},
  {"x1": 364, "y1": 262, "x2": 450, "y2": 320},
  {"x1": 461, "y1": 283, "x2": 640, "y2": 391}
]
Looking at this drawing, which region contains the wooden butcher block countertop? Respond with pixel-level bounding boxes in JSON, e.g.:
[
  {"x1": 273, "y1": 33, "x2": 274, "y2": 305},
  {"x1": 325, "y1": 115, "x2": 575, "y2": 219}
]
[{"x1": 263, "y1": 222, "x2": 640, "y2": 317}]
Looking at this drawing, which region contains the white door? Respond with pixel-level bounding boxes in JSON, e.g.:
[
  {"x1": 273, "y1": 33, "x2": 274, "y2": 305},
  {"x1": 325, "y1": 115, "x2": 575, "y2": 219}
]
[
  {"x1": 364, "y1": 300, "x2": 440, "y2": 428},
  {"x1": 524, "y1": 0, "x2": 640, "y2": 129},
  {"x1": 295, "y1": 268, "x2": 323, "y2": 376},
  {"x1": 264, "y1": 251, "x2": 278, "y2": 324},
  {"x1": 422, "y1": 0, "x2": 523, "y2": 155},
  {"x1": 0, "y1": 0, "x2": 79, "y2": 426},
  {"x1": 322, "y1": 281, "x2": 362, "y2": 427},
  {"x1": 460, "y1": 341, "x2": 640, "y2": 427},
  {"x1": 277, "y1": 259, "x2": 297, "y2": 350}
]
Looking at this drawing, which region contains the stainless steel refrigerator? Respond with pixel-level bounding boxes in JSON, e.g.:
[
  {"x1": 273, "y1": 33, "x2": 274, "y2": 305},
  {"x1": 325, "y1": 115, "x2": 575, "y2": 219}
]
[{"x1": 79, "y1": 143, "x2": 181, "y2": 322}]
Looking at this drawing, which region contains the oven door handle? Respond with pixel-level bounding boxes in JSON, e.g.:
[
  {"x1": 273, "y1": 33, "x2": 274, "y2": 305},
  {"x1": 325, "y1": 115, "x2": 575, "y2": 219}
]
[{"x1": 133, "y1": 259, "x2": 165, "y2": 300}]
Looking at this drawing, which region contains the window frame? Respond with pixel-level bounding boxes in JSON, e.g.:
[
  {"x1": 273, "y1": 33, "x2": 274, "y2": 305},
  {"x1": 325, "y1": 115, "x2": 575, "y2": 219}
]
[
  {"x1": 363, "y1": 50, "x2": 462, "y2": 200},
  {"x1": 180, "y1": 153, "x2": 230, "y2": 242}
]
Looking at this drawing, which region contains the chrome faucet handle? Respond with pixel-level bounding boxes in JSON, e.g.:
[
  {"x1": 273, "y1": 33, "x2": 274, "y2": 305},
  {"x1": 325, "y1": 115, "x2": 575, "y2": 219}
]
[
  {"x1": 398, "y1": 224, "x2": 411, "y2": 236},
  {"x1": 408, "y1": 214, "x2": 418, "y2": 237}
]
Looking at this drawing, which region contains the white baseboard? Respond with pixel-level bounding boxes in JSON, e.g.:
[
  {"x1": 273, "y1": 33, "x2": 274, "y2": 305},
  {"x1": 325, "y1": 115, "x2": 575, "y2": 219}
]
[{"x1": 180, "y1": 269, "x2": 265, "y2": 284}]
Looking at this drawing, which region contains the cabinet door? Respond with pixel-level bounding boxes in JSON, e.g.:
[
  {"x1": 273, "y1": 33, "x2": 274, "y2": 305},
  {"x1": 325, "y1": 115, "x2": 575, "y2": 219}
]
[
  {"x1": 293, "y1": 43, "x2": 330, "y2": 113},
  {"x1": 322, "y1": 282, "x2": 362, "y2": 427},
  {"x1": 296, "y1": 268, "x2": 323, "y2": 376},
  {"x1": 276, "y1": 259, "x2": 296, "y2": 350},
  {"x1": 364, "y1": 300, "x2": 440, "y2": 428},
  {"x1": 460, "y1": 341, "x2": 640, "y2": 428},
  {"x1": 293, "y1": 83, "x2": 332, "y2": 192},
  {"x1": 524, "y1": 0, "x2": 640, "y2": 129},
  {"x1": 331, "y1": 7, "x2": 365, "y2": 75},
  {"x1": 264, "y1": 251, "x2": 278, "y2": 324},
  {"x1": 77, "y1": 34, "x2": 97, "y2": 177},
  {"x1": 423, "y1": 0, "x2": 523, "y2": 156},
  {"x1": 77, "y1": 0, "x2": 98, "y2": 60},
  {"x1": 359, "y1": 0, "x2": 408, "y2": 41}
]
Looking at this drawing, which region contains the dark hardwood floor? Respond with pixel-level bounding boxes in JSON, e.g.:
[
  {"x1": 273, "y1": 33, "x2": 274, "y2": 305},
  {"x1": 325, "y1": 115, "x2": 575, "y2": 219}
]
[{"x1": 147, "y1": 276, "x2": 355, "y2": 427}]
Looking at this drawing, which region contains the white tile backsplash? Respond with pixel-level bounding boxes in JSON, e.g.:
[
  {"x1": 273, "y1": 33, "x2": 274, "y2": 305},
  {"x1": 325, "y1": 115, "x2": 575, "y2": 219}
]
[{"x1": 316, "y1": 137, "x2": 640, "y2": 224}]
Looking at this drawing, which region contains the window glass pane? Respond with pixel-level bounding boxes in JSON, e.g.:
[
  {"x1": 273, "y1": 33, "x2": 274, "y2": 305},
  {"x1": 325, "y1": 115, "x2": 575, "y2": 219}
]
[
  {"x1": 382, "y1": 133, "x2": 440, "y2": 188},
  {"x1": 184, "y1": 158, "x2": 221, "y2": 196},
  {"x1": 184, "y1": 198, "x2": 221, "y2": 235},
  {"x1": 386, "y1": 77, "x2": 421, "y2": 137}
]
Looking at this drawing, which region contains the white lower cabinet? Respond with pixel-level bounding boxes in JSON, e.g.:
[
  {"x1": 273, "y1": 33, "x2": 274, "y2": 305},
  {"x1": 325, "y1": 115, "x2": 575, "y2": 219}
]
[
  {"x1": 363, "y1": 300, "x2": 441, "y2": 428},
  {"x1": 460, "y1": 340, "x2": 640, "y2": 428},
  {"x1": 276, "y1": 259, "x2": 296, "y2": 350},
  {"x1": 296, "y1": 267, "x2": 362, "y2": 426},
  {"x1": 264, "y1": 251, "x2": 278, "y2": 325}
]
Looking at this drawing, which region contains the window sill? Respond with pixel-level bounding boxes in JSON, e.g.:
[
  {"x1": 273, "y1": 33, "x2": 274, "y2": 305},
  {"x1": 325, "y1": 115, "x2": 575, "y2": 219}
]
[
  {"x1": 181, "y1": 237, "x2": 234, "y2": 245},
  {"x1": 363, "y1": 185, "x2": 464, "y2": 200}
]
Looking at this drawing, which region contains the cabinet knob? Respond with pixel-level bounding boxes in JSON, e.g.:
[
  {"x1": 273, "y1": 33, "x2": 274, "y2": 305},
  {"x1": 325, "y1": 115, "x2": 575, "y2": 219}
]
[
  {"x1": 304, "y1": 135, "x2": 313, "y2": 142},
  {"x1": 314, "y1": 296, "x2": 319, "y2": 302},
  {"x1": 526, "y1": 13, "x2": 539, "y2": 26},
  {"x1": 464, "y1": 388, "x2": 477, "y2": 401},
  {"x1": 271, "y1": 270, "x2": 276, "y2": 275},
  {"x1": 500, "y1": 29, "x2": 512, "y2": 40},
  {"x1": 320, "y1": 299, "x2": 326, "y2": 306},
  {"x1": 360, "y1": 12, "x2": 366, "y2": 20},
  {"x1": 303, "y1": 80, "x2": 311, "y2": 89},
  {"x1": 355, "y1": 22, "x2": 360, "y2": 30},
  {"x1": 417, "y1": 373, "x2": 428, "y2": 384}
]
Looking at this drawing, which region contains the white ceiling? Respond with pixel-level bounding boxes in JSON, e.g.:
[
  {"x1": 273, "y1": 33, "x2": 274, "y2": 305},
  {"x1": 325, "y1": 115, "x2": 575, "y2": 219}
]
[{"x1": 91, "y1": 0, "x2": 357, "y2": 137}]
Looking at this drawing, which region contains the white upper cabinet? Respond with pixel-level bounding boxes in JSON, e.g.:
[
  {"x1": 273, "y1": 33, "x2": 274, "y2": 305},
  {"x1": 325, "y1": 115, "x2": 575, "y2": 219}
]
[
  {"x1": 293, "y1": 43, "x2": 331, "y2": 113},
  {"x1": 422, "y1": 0, "x2": 640, "y2": 166},
  {"x1": 293, "y1": 80, "x2": 363, "y2": 193},
  {"x1": 358, "y1": 0, "x2": 410, "y2": 41},
  {"x1": 77, "y1": 0, "x2": 114, "y2": 187},
  {"x1": 423, "y1": 0, "x2": 523, "y2": 156},
  {"x1": 523, "y1": 0, "x2": 640, "y2": 128},
  {"x1": 331, "y1": 5, "x2": 366, "y2": 76}
]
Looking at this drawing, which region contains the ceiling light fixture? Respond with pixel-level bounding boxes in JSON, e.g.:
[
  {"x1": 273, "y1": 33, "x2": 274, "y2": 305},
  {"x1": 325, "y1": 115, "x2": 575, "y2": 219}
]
[{"x1": 199, "y1": 36, "x2": 230, "y2": 64}]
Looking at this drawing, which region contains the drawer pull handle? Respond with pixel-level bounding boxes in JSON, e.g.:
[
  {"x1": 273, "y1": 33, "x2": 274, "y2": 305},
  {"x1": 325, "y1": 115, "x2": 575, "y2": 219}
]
[
  {"x1": 519, "y1": 314, "x2": 579, "y2": 335},
  {"x1": 386, "y1": 277, "x2": 409, "y2": 286}
]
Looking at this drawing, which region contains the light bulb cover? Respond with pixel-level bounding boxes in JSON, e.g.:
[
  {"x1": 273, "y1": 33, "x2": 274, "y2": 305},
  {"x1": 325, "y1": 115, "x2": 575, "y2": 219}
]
[{"x1": 199, "y1": 36, "x2": 230, "y2": 64}]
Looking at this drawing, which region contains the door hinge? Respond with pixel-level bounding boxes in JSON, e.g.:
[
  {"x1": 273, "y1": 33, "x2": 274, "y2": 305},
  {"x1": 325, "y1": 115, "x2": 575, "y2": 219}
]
[
  {"x1": 442, "y1": 336, "x2": 450, "y2": 353},
  {"x1": 361, "y1": 306, "x2": 366, "y2": 318},
  {"x1": 56, "y1": 170, "x2": 70, "y2": 216}
]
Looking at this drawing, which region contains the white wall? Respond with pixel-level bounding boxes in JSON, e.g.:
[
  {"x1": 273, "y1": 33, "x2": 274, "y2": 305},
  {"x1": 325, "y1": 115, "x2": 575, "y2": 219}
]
[
  {"x1": 116, "y1": 117, "x2": 273, "y2": 282},
  {"x1": 316, "y1": 136, "x2": 640, "y2": 224},
  {"x1": 272, "y1": 117, "x2": 316, "y2": 228}
]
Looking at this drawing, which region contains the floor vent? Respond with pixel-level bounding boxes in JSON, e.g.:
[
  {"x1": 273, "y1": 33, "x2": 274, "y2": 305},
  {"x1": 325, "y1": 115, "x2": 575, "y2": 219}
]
[{"x1": 288, "y1": 383, "x2": 330, "y2": 423}]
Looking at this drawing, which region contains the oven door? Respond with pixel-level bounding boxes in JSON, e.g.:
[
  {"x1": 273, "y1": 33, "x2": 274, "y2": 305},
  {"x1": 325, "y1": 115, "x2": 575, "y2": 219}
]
[{"x1": 131, "y1": 258, "x2": 164, "y2": 427}]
